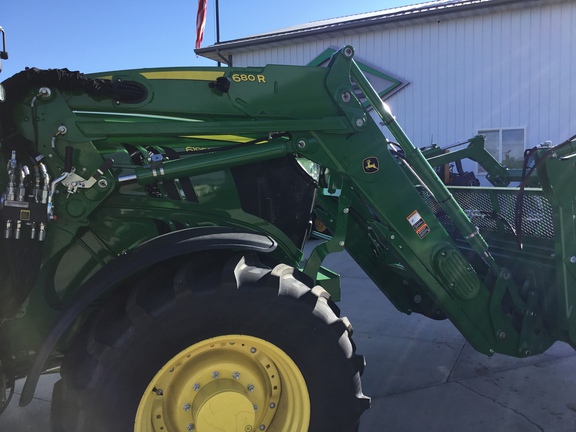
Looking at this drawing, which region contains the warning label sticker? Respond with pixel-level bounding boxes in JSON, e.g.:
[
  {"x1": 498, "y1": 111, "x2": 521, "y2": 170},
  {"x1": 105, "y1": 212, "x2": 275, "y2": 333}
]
[{"x1": 407, "y1": 210, "x2": 430, "y2": 239}]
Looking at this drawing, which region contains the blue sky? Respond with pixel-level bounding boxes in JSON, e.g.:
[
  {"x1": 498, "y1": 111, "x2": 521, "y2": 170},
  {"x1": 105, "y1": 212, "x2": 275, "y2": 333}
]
[{"x1": 1, "y1": 0, "x2": 419, "y2": 77}]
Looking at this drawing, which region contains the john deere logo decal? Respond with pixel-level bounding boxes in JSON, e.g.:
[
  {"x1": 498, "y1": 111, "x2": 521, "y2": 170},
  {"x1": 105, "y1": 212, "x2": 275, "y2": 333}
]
[{"x1": 363, "y1": 157, "x2": 379, "y2": 174}]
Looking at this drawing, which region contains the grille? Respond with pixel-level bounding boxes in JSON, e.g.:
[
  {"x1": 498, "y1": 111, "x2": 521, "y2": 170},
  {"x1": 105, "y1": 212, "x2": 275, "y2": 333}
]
[{"x1": 419, "y1": 187, "x2": 554, "y2": 239}]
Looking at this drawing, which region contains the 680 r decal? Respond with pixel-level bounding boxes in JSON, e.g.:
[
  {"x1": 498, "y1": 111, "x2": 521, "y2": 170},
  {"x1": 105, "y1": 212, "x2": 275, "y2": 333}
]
[{"x1": 231, "y1": 73, "x2": 266, "y2": 83}]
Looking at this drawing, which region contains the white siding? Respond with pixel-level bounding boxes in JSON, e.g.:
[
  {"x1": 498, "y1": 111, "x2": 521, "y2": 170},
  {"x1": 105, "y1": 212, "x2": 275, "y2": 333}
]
[{"x1": 232, "y1": 2, "x2": 576, "y2": 164}]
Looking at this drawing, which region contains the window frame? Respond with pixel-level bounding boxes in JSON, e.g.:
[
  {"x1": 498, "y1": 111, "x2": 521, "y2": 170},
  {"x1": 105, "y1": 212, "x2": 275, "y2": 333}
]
[{"x1": 476, "y1": 127, "x2": 526, "y2": 174}]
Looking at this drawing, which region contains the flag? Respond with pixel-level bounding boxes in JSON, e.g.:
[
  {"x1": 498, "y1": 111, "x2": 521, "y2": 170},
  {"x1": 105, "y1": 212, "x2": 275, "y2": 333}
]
[{"x1": 195, "y1": 0, "x2": 207, "y2": 49}]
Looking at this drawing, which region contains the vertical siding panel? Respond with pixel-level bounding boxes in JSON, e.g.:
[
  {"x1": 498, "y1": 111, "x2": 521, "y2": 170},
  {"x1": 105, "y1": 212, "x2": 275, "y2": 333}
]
[
  {"x1": 295, "y1": 44, "x2": 303, "y2": 65},
  {"x1": 371, "y1": 29, "x2": 381, "y2": 67},
  {"x1": 389, "y1": 27, "x2": 404, "y2": 133},
  {"x1": 237, "y1": 52, "x2": 247, "y2": 67},
  {"x1": 378, "y1": 29, "x2": 387, "y2": 71},
  {"x1": 407, "y1": 24, "x2": 421, "y2": 142},
  {"x1": 296, "y1": 44, "x2": 303, "y2": 65},
  {"x1": 449, "y1": 20, "x2": 459, "y2": 142},
  {"x1": 292, "y1": 44, "x2": 299, "y2": 65},
  {"x1": 550, "y1": 4, "x2": 561, "y2": 143},
  {"x1": 527, "y1": 8, "x2": 539, "y2": 144},
  {"x1": 397, "y1": 25, "x2": 408, "y2": 128},
  {"x1": 518, "y1": 9, "x2": 531, "y2": 142},
  {"x1": 535, "y1": 6, "x2": 549, "y2": 143},
  {"x1": 402, "y1": 23, "x2": 414, "y2": 126},
  {"x1": 287, "y1": 45, "x2": 295, "y2": 65},
  {"x1": 437, "y1": 21, "x2": 447, "y2": 144},
  {"x1": 444, "y1": 20, "x2": 458, "y2": 144},
  {"x1": 451, "y1": 18, "x2": 460, "y2": 141},
  {"x1": 437, "y1": 17, "x2": 446, "y2": 144},
  {"x1": 500, "y1": 11, "x2": 512, "y2": 128},
  {"x1": 404, "y1": 24, "x2": 415, "y2": 126},
  {"x1": 310, "y1": 41, "x2": 321, "y2": 64},
  {"x1": 253, "y1": 49, "x2": 263, "y2": 66},
  {"x1": 485, "y1": 12, "x2": 495, "y2": 129},
  {"x1": 386, "y1": 28, "x2": 402, "y2": 119},
  {"x1": 391, "y1": 26, "x2": 407, "y2": 130},
  {"x1": 490, "y1": 12, "x2": 502, "y2": 129},
  {"x1": 364, "y1": 32, "x2": 372, "y2": 60},
  {"x1": 462, "y1": 16, "x2": 475, "y2": 141},
  {"x1": 430, "y1": 21, "x2": 439, "y2": 144},
  {"x1": 408, "y1": 23, "x2": 420, "y2": 142},
  {"x1": 421, "y1": 22, "x2": 432, "y2": 143},
  {"x1": 505, "y1": 11, "x2": 515, "y2": 128},
  {"x1": 509, "y1": 10, "x2": 527, "y2": 130},
  {"x1": 472, "y1": 14, "x2": 486, "y2": 132},
  {"x1": 557, "y1": 1, "x2": 573, "y2": 143},
  {"x1": 357, "y1": 33, "x2": 367, "y2": 58},
  {"x1": 518, "y1": 7, "x2": 529, "y2": 137},
  {"x1": 408, "y1": 23, "x2": 417, "y2": 143},
  {"x1": 548, "y1": 4, "x2": 563, "y2": 143},
  {"x1": 540, "y1": 5, "x2": 554, "y2": 142}
]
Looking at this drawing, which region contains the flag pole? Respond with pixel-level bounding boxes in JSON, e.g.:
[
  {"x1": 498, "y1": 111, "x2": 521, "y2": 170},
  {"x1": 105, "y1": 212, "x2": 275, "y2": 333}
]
[
  {"x1": 215, "y1": 0, "x2": 221, "y2": 66},
  {"x1": 215, "y1": 0, "x2": 221, "y2": 44}
]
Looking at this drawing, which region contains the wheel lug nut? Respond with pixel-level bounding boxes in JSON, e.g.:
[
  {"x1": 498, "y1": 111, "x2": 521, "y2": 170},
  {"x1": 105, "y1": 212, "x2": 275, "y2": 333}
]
[
  {"x1": 183, "y1": 403, "x2": 191, "y2": 411},
  {"x1": 193, "y1": 383, "x2": 200, "y2": 391},
  {"x1": 269, "y1": 402, "x2": 276, "y2": 409},
  {"x1": 233, "y1": 371, "x2": 240, "y2": 379},
  {"x1": 212, "y1": 371, "x2": 220, "y2": 379},
  {"x1": 247, "y1": 384, "x2": 255, "y2": 392},
  {"x1": 253, "y1": 404, "x2": 258, "y2": 411},
  {"x1": 187, "y1": 424, "x2": 195, "y2": 431}
]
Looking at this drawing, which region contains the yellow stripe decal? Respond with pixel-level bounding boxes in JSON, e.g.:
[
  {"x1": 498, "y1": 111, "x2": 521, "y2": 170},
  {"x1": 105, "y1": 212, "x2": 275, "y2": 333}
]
[
  {"x1": 141, "y1": 71, "x2": 225, "y2": 81},
  {"x1": 181, "y1": 135, "x2": 255, "y2": 143}
]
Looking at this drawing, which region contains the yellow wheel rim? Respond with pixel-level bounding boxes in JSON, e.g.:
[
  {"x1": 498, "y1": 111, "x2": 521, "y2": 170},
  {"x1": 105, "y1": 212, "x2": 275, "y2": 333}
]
[{"x1": 135, "y1": 335, "x2": 310, "y2": 432}]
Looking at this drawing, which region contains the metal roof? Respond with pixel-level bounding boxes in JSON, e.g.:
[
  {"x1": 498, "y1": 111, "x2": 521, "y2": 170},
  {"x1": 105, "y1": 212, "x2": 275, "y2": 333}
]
[{"x1": 195, "y1": 0, "x2": 553, "y2": 64}]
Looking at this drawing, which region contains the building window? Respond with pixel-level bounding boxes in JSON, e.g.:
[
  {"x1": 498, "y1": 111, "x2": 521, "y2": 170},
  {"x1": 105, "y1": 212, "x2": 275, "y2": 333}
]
[{"x1": 477, "y1": 128, "x2": 525, "y2": 173}]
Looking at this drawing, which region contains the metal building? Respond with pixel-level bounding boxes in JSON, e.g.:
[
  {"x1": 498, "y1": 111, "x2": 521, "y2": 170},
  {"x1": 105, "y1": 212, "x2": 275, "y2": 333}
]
[{"x1": 196, "y1": 0, "x2": 576, "y2": 180}]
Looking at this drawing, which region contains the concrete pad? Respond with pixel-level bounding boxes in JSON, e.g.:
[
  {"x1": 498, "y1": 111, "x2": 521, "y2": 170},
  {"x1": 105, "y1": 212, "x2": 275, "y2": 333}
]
[
  {"x1": 0, "y1": 373, "x2": 59, "y2": 431},
  {"x1": 352, "y1": 331, "x2": 465, "y2": 398},
  {"x1": 360, "y1": 381, "x2": 546, "y2": 432},
  {"x1": 448, "y1": 341, "x2": 574, "y2": 382},
  {"x1": 460, "y1": 356, "x2": 576, "y2": 431},
  {"x1": 0, "y1": 395, "x2": 51, "y2": 431},
  {"x1": 12, "y1": 372, "x2": 60, "y2": 401},
  {"x1": 339, "y1": 276, "x2": 466, "y2": 345}
]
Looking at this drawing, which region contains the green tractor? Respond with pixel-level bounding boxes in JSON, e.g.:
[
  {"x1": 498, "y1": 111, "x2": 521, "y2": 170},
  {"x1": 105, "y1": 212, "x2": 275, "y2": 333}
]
[{"x1": 0, "y1": 39, "x2": 575, "y2": 431}]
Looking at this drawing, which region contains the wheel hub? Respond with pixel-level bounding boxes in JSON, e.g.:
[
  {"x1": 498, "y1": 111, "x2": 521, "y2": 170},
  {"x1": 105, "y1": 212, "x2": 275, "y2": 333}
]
[
  {"x1": 135, "y1": 335, "x2": 310, "y2": 432},
  {"x1": 193, "y1": 380, "x2": 255, "y2": 431}
]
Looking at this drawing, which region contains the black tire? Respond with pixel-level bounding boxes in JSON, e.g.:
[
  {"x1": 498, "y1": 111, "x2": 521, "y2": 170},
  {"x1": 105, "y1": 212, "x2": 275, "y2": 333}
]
[{"x1": 51, "y1": 252, "x2": 369, "y2": 432}]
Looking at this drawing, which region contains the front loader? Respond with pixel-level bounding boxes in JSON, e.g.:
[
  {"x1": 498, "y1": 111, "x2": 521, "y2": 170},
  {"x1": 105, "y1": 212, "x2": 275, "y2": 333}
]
[{"x1": 0, "y1": 42, "x2": 575, "y2": 431}]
